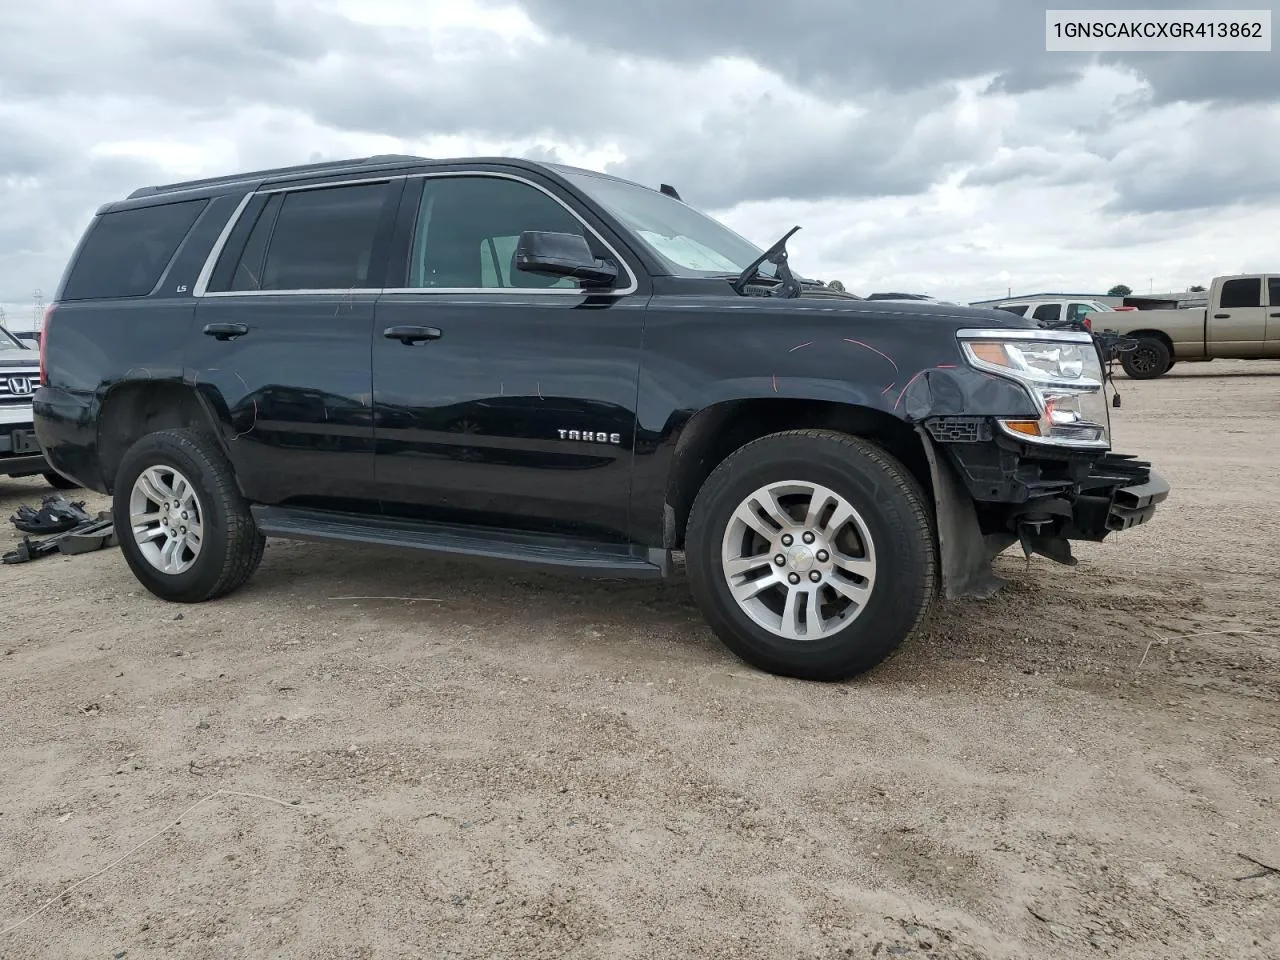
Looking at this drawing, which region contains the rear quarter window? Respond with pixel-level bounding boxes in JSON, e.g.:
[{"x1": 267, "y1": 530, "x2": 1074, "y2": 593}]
[{"x1": 61, "y1": 199, "x2": 208, "y2": 301}]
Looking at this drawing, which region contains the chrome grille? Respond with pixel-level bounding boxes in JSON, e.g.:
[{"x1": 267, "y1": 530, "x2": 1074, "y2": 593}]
[{"x1": 0, "y1": 369, "x2": 38, "y2": 405}]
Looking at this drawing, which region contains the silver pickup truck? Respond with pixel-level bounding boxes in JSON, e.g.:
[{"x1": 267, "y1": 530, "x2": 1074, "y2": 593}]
[
  {"x1": 1096, "y1": 273, "x2": 1280, "y2": 379},
  {"x1": 1, "y1": 326, "x2": 75, "y2": 488}
]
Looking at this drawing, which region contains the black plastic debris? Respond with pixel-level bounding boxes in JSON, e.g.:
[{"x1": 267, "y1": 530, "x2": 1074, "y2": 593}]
[
  {"x1": 10, "y1": 495, "x2": 93, "y2": 535},
  {"x1": 3, "y1": 512, "x2": 116, "y2": 565}
]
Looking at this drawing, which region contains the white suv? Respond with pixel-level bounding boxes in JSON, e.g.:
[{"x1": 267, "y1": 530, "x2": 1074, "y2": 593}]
[
  {"x1": 991, "y1": 298, "x2": 1122, "y2": 329},
  {"x1": 1, "y1": 325, "x2": 75, "y2": 488}
]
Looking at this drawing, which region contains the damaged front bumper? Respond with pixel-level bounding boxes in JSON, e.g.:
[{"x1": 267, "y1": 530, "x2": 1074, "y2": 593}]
[{"x1": 916, "y1": 426, "x2": 1170, "y2": 600}]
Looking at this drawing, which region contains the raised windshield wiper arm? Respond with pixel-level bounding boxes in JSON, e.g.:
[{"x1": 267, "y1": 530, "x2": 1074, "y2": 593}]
[{"x1": 730, "y1": 225, "x2": 802, "y2": 299}]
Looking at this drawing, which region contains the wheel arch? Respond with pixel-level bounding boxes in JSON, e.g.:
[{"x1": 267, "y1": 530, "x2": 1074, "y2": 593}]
[
  {"x1": 662, "y1": 398, "x2": 933, "y2": 550},
  {"x1": 1124, "y1": 328, "x2": 1176, "y2": 351},
  {"x1": 97, "y1": 380, "x2": 226, "y2": 494}
]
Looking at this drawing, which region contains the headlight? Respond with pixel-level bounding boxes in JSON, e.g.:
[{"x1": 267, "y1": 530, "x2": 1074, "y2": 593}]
[{"x1": 956, "y1": 329, "x2": 1110, "y2": 449}]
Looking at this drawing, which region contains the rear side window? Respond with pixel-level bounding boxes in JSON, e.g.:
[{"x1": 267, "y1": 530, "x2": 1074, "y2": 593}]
[
  {"x1": 1269, "y1": 277, "x2": 1280, "y2": 307},
  {"x1": 61, "y1": 199, "x2": 207, "y2": 300},
  {"x1": 255, "y1": 182, "x2": 392, "y2": 290},
  {"x1": 997, "y1": 304, "x2": 1028, "y2": 316},
  {"x1": 1032, "y1": 303, "x2": 1061, "y2": 322},
  {"x1": 1220, "y1": 277, "x2": 1262, "y2": 309}
]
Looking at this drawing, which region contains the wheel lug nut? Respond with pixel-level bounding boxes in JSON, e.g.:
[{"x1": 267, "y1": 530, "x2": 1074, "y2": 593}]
[
  {"x1": 781, "y1": 534, "x2": 793, "y2": 547},
  {"x1": 774, "y1": 555, "x2": 786, "y2": 566},
  {"x1": 787, "y1": 572, "x2": 801, "y2": 585},
  {"x1": 802, "y1": 531, "x2": 815, "y2": 544},
  {"x1": 809, "y1": 571, "x2": 821, "y2": 583},
  {"x1": 816, "y1": 550, "x2": 829, "y2": 562}
]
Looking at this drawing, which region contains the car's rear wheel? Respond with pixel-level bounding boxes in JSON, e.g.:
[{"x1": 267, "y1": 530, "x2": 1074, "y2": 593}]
[
  {"x1": 112, "y1": 429, "x2": 264, "y2": 603},
  {"x1": 1120, "y1": 336, "x2": 1172, "y2": 379},
  {"x1": 684, "y1": 429, "x2": 937, "y2": 681}
]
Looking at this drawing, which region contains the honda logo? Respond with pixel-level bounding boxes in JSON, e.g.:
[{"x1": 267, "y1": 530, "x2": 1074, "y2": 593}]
[{"x1": 6, "y1": 376, "x2": 33, "y2": 397}]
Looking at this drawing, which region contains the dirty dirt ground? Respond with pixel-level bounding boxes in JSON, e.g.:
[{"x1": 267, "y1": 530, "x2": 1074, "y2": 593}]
[{"x1": 1, "y1": 362, "x2": 1276, "y2": 960}]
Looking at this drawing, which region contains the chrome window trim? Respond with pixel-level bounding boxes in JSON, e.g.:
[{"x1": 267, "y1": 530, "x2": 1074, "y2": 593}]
[
  {"x1": 257, "y1": 175, "x2": 408, "y2": 195},
  {"x1": 191, "y1": 191, "x2": 254, "y2": 297},
  {"x1": 191, "y1": 170, "x2": 640, "y2": 300}
]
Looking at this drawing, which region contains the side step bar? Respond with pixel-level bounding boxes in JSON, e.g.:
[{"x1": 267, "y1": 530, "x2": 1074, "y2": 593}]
[{"x1": 251, "y1": 506, "x2": 670, "y2": 579}]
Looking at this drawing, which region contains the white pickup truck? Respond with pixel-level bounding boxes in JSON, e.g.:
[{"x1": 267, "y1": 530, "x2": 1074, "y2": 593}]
[{"x1": 1093, "y1": 274, "x2": 1280, "y2": 379}]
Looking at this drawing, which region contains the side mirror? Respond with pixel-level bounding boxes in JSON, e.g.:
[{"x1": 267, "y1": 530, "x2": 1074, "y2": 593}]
[{"x1": 514, "y1": 231, "x2": 618, "y2": 288}]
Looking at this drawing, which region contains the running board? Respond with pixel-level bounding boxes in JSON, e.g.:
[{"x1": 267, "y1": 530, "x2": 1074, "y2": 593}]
[{"x1": 251, "y1": 506, "x2": 670, "y2": 579}]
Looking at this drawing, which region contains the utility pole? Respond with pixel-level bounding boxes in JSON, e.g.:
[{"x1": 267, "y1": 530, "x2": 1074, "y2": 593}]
[{"x1": 32, "y1": 289, "x2": 44, "y2": 332}]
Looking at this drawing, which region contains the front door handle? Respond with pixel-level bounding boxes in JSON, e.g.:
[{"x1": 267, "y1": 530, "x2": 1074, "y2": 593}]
[
  {"x1": 202, "y1": 322, "x2": 250, "y2": 341},
  {"x1": 1213, "y1": 313, "x2": 1230, "y2": 319},
  {"x1": 383, "y1": 325, "x2": 442, "y2": 345}
]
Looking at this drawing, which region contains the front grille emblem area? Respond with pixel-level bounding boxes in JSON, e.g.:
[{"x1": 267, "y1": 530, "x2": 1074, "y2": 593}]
[{"x1": 5, "y1": 376, "x2": 33, "y2": 397}]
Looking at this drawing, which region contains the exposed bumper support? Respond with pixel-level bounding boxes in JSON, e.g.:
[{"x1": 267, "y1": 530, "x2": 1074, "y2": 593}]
[{"x1": 917, "y1": 430, "x2": 1170, "y2": 601}]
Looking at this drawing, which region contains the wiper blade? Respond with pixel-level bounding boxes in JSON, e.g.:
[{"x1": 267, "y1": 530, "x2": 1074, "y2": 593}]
[{"x1": 730, "y1": 225, "x2": 802, "y2": 299}]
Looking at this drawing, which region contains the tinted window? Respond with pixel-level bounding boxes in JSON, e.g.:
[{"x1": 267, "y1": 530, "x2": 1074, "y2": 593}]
[
  {"x1": 1220, "y1": 277, "x2": 1261, "y2": 309},
  {"x1": 996, "y1": 304, "x2": 1028, "y2": 316},
  {"x1": 1033, "y1": 303, "x2": 1061, "y2": 322},
  {"x1": 407, "y1": 176, "x2": 593, "y2": 290},
  {"x1": 61, "y1": 199, "x2": 207, "y2": 301},
  {"x1": 1268, "y1": 277, "x2": 1280, "y2": 307},
  {"x1": 227, "y1": 194, "x2": 283, "y2": 292},
  {"x1": 1066, "y1": 302, "x2": 1094, "y2": 322},
  {"x1": 258, "y1": 182, "x2": 391, "y2": 290}
]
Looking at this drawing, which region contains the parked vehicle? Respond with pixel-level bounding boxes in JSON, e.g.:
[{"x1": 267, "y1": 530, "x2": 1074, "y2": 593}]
[
  {"x1": 1, "y1": 325, "x2": 77, "y2": 488},
  {"x1": 1089, "y1": 274, "x2": 1280, "y2": 379},
  {"x1": 993, "y1": 298, "x2": 1134, "y2": 330},
  {"x1": 34, "y1": 155, "x2": 1168, "y2": 681}
]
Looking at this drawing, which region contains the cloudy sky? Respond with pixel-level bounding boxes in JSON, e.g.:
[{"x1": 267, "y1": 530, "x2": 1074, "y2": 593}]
[{"x1": 1, "y1": 0, "x2": 1276, "y2": 326}]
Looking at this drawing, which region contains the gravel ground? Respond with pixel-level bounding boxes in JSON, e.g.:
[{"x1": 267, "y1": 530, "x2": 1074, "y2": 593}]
[{"x1": 1, "y1": 360, "x2": 1277, "y2": 960}]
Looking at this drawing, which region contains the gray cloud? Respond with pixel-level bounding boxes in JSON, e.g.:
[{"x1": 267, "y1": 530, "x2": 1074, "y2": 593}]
[
  {"x1": 509, "y1": 0, "x2": 1275, "y2": 106},
  {"x1": 0, "y1": 0, "x2": 1276, "y2": 313}
]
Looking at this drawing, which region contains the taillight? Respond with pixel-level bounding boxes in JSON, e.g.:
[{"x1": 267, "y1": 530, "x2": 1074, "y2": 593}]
[
  {"x1": 39, "y1": 304, "x2": 54, "y2": 385},
  {"x1": 1083, "y1": 316, "x2": 1093, "y2": 331}
]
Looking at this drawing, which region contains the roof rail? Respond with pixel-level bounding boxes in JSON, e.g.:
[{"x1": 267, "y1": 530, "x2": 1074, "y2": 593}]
[{"x1": 126, "y1": 155, "x2": 429, "y2": 199}]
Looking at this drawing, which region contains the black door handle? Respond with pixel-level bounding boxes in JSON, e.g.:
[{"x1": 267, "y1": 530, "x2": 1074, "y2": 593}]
[
  {"x1": 383, "y1": 325, "x2": 442, "y2": 345},
  {"x1": 1271, "y1": 312, "x2": 1280, "y2": 317},
  {"x1": 1213, "y1": 313, "x2": 1230, "y2": 319},
  {"x1": 202, "y1": 322, "x2": 250, "y2": 341}
]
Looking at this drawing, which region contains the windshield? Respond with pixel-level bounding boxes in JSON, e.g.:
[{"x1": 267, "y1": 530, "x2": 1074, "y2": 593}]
[{"x1": 558, "y1": 170, "x2": 781, "y2": 280}]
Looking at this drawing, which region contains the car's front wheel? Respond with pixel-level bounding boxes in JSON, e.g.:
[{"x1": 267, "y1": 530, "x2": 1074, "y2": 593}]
[
  {"x1": 112, "y1": 429, "x2": 265, "y2": 603},
  {"x1": 684, "y1": 429, "x2": 937, "y2": 681}
]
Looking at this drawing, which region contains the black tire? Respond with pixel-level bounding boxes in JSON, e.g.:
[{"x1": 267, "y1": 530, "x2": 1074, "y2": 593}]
[
  {"x1": 43, "y1": 470, "x2": 80, "y2": 490},
  {"x1": 112, "y1": 429, "x2": 265, "y2": 603},
  {"x1": 1120, "y1": 336, "x2": 1172, "y2": 379},
  {"x1": 684, "y1": 429, "x2": 937, "y2": 681}
]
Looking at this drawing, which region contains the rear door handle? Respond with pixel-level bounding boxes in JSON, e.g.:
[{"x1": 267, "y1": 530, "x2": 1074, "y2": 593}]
[
  {"x1": 1271, "y1": 312, "x2": 1280, "y2": 317},
  {"x1": 1213, "y1": 313, "x2": 1230, "y2": 319},
  {"x1": 202, "y1": 322, "x2": 250, "y2": 341},
  {"x1": 383, "y1": 325, "x2": 442, "y2": 345}
]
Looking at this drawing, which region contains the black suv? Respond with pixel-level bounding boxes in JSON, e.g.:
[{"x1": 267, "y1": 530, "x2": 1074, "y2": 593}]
[{"x1": 33, "y1": 155, "x2": 1168, "y2": 681}]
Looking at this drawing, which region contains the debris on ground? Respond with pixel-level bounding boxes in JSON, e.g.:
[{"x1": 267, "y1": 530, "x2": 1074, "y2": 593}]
[
  {"x1": 10, "y1": 495, "x2": 92, "y2": 535},
  {"x1": 3, "y1": 508, "x2": 116, "y2": 565}
]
